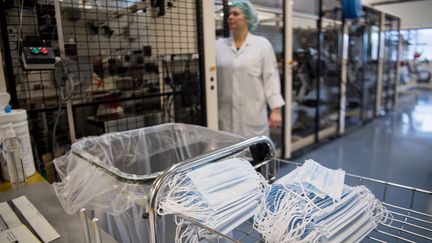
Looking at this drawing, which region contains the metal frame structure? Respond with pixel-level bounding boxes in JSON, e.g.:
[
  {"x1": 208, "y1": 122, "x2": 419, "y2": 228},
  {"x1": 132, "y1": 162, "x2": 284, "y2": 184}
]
[
  {"x1": 289, "y1": 0, "x2": 342, "y2": 154},
  {"x1": 378, "y1": 13, "x2": 401, "y2": 114},
  {"x1": 201, "y1": 0, "x2": 219, "y2": 130},
  {"x1": 393, "y1": 16, "x2": 402, "y2": 108},
  {"x1": 375, "y1": 12, "x2": 385, "y2": 116},
  {"x1": 283, "y1": 0, "x2": 293, "y2": 158},
  {"x1": 54, "y1": 0, "x2": 77, "y2": 143},
  {"x1": 315, "y1": 0, "x2": 323, "y2": 143},
  {"x1": 288, "y1": 1, "x2": 401, "y2": 157},
  {"x1": 339, "y1": 19, "x2": 350, "y2": 135},
  {"x1": 343, "y1": 6, "x2": 382, "y2": 131}
]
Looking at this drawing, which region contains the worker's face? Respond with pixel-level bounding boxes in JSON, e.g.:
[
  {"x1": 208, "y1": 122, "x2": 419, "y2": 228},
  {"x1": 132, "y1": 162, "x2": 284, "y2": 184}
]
[{"x1": 228, "y1": 7, "x2": 248, "y2": 31}]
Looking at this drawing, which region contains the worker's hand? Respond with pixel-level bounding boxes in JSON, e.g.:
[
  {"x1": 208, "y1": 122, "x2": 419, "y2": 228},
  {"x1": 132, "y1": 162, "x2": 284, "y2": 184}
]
[{"x1": 269, "y1": 108, "x2": 282, "y2": 128}]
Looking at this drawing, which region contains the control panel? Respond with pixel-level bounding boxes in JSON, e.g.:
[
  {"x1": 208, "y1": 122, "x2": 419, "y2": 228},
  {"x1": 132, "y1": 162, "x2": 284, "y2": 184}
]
[{"x1": 21, "y1": 46, "x2": 56, "y2": 70}]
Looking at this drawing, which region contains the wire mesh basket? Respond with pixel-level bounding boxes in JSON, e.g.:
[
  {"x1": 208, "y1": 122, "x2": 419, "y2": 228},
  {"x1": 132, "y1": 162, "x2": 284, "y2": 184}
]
[{"x1": 169, "y1": 159, "x2": 432, "y2": 243}]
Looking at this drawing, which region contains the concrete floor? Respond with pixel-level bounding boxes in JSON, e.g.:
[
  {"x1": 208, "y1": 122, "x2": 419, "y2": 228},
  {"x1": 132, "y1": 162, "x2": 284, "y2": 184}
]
[
  {"x1": 291, "y1": 90, "x2": 432, "y2": 190},
  {"x1": 287, "y1": 90, "x2": 432, "y2": 216}
]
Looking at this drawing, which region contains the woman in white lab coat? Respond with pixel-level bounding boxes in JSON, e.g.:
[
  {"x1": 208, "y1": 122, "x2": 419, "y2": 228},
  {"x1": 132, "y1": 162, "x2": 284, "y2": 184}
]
[{"x1": 216, "y1": 0, "x2": 285, "y2": 138}]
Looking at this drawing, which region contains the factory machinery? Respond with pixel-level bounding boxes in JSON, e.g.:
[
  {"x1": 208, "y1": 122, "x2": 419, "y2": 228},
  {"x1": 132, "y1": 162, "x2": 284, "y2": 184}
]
[{"x1": 0, "y1": 0, "x2": 401, "y2": 172}]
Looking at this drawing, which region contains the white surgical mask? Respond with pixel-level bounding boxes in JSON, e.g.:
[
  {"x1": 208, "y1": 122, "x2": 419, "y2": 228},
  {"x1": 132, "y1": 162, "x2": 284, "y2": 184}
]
[
  {"x1": 326, "y1": 206, "x2": 376, "y2": 243},
  {"x1": 277, "y1": 159, "x2": 345, "y2": 201},
  {"x1": 254, "y1": 181, "x2": 391, "y2": 243},
  {"x1": 158, "y1": 157, "x2": 267, "y2": 242}
]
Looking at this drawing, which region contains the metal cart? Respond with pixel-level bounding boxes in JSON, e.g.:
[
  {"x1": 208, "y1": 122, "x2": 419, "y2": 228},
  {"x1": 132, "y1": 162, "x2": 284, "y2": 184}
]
[
  {"x1": 56, "y1": 129, "x2": 430, "y2": 243},
  {"x1": 147, "y1": 136, "x2": 276, "y2": 243},
  {"x1": 53, "y1": 123, "x2": 276, "y2": 243},
  {"x1": 151, "y1": 147, "x2": 432, "y2": 242}
]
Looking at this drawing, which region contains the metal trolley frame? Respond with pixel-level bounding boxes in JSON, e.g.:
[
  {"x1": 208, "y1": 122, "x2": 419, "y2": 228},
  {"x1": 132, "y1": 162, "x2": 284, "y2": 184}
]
[
  {"x1": 147, "y1": 136, "x2": 276, "y2": 243},
  {"x1": 70, "y1": 134, "x2": 275, "y2": 243},
  {"x1": 149, "y1": 139, "x2": 432, "y2": 243}
]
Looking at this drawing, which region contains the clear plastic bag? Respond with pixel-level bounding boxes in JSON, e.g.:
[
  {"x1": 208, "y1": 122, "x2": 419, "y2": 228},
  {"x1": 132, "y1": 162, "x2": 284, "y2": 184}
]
[{"x1": 52, "y1": 123, "x2": 243, "y2": 242}]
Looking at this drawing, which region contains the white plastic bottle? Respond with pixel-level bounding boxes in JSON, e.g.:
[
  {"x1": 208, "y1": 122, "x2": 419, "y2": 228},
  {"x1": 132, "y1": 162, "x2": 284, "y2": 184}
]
[
  {"x1": 2, "y1": 123, "x2": 27, "y2": 188},
  {"x1": 0, "y1": 92, "x2": 35, "y2": 180}
]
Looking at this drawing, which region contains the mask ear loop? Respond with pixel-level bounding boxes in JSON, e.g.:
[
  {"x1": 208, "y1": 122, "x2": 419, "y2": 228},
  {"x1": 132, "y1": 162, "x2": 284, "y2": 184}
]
[
  {"x1": 254, "y1": 185, "x2": 294, "y2": 241},
  {"x1": 157, "y1": 171, "x2": 215, "y2": 222},
  {"x1": 174, "y1": 214, "x2": 216, "y2": 243},
  {"x1": 286, "y1": 182, "x2": 324, "y2": 215},
  {"x1": 174, "y1": 215, "x2": 190, "y2": 243},
  {"x1": 254, "y1": 183, "x2": 323, "y2": 242},
  {"x1": 162, "y1": 159, "x2": 268, "y2": 242},
  {"x1": 299, "y1": 182, "x2": 340, "y2": 217},
  {"x1": 281, "y1": 185, "x2": 315, "y2": 240},
  {"x1": 175, "y1": 220, "x2": 196, "y2": 243}
]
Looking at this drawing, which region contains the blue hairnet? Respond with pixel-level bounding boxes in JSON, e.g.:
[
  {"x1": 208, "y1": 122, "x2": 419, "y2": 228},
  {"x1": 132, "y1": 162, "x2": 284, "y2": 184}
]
[{"x1": 230, "y1": 0, "x2": 259, "y2": 31}]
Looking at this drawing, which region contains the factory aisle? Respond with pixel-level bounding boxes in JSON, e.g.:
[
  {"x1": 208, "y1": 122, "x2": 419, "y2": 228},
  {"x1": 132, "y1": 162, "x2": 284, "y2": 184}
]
[{"x1": 291, "y1": 90, "x2": 432, "y2": 191}]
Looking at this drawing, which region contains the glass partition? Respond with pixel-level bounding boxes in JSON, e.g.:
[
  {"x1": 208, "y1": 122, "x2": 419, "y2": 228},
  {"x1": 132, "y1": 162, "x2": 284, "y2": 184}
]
[
  {"x1": 345, "y1": 7, "x2": 381, "y2": 128},
  {"x1": 380, "y1": 15, "x2": 400, "y2": 114},
  {"x1": 317, "y1": 0, "x2": 342, "y2": 141},
  {"x1": 291, "y1": 0, "x2": 319, "y2": 151},
  {"x1": 291, "y1": 0, "x2": 342, "y2": 152}
]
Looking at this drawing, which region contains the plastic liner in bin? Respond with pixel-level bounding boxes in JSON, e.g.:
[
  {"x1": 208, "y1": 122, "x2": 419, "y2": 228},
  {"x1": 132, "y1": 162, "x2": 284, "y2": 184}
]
[{"x1": 52, "y1": 123, "x2": 243, "y2": 243}]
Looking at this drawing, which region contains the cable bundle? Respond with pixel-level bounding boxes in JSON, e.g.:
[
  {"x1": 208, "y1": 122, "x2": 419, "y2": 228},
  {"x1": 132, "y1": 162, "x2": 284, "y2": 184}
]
[
  {"x1": 253, "y1": 162, "x2": 392, "y2": 243},
  {"x1": 158, "y1": 157, "x2": 267, "y2": 242}
]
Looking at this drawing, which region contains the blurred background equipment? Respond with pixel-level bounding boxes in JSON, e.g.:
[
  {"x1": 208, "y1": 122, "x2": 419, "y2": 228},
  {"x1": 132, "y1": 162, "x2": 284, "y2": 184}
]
[{"x1": 1, "y1": 0, "x2": 207, "y2": 178}]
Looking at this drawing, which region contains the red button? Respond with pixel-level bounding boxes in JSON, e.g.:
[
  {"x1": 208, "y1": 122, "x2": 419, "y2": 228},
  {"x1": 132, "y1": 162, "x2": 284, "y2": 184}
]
[{"x1": 40, "y1": 47, "x2": 49, "y2": 54}]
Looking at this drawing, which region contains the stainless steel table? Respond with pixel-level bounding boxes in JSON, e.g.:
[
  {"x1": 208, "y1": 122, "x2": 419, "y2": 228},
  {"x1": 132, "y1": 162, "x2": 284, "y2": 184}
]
[{"x1": 0, "y1": 182, "x2": 118, "y2": 243}]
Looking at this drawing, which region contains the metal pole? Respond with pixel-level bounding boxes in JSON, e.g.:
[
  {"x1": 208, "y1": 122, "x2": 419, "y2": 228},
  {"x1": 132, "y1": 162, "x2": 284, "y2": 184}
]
[
  {"x1": 315, "y1": 0, "x2": 323, "y2": 143},
  {"x1": 339, "y1": 19, "x2": 349, "y2": 135},
  {"x1": 200, "y1": 0, "x2": 218, "y2": 129},
  {"x1": 375, "y1": 12, "x2": 385, "y2": 117},
  {"x1": 361, "y1": 19, "x2": 369, "y2": 122},
  {"x1": 283, "y1": 0, "x2": 293, "y2": 158},
  {"x1": 54, "y1": 0, "x2": 77, "y2": 143},
  {"x1": 393, "y1": 18, "x2": 402, "y2": 108}
]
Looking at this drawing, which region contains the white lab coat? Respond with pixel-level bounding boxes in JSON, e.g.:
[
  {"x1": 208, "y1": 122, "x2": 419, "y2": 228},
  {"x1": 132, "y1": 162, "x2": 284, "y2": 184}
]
[{"x1": 216, "y1": 33, "x2": 285, "y2": 138}]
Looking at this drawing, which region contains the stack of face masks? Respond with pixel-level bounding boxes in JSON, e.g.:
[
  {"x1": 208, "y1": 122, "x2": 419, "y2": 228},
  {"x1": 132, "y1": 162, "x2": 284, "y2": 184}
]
[
  {"x1": 158, "y1": 157, "x2": 267, "y2": 242},
  {"x1": 253, "y1": 159, "x2": 392, "y2": 243}
]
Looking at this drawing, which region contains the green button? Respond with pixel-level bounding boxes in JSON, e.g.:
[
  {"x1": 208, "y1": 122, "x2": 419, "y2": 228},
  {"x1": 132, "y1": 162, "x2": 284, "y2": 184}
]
[{"x1": 31, "y1": 47, "x2": 40, "y2": 54}]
